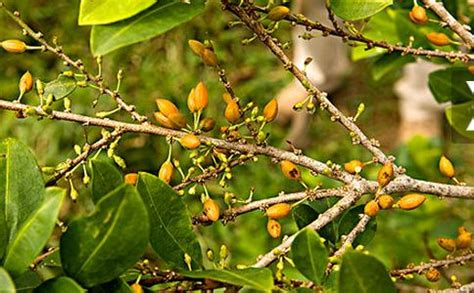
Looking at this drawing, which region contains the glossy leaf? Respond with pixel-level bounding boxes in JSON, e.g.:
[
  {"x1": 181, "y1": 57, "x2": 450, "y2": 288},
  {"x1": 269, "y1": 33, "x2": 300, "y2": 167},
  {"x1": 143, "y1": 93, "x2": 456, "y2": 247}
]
[
  {"x1": 292, "y1": 229, "x2": 328, "y2": 284},
  {"x1": 3, "y1": 187, "x2": 65, "y2": 277},
  {"x1": 181, "y1": 268, "x2": 273, "y2": 291},
  {"x1": 136, "y1": 172, "x2": 202, "y2": 270},
  {"x1": 338, "y1": 252, "x2": 396, "y2": 293},
  {"x1": 338, "y1": 205, "x2": 377, "y2": 247},
  {"x1": 445, "y1": 101, "x2": 474, "y2": 140},
  {"x1": 34, "y1": 276, "x2": 85, "y2": 293},
  {"x1": 89, "y1": 157, "x2": 123, "y2": 203},
  {"x1": 330, "y1": 0, "x2": 393, "y2": 21},
  {"x1": 60, "y1": 184, "x2": 149, "y2": 287},
  {"x1": 0, "y1": 267, "x2": 15, "y2": 293},
  {"x1": 43, "y1": 76, "x2": 77, "y2": 101},
  {"x1": 79, "y1": 0, "x2": 156, "y2": 25},
  {"x1": 90, "y1": 0, "x2": 206, "y2": 56},
  {"x1": 293, "y1": 204, "x2": 338, "y2": 244},
  {"x1": 429, "y1": 67, "x2": 474, "y2": 104},
  {"x1": 0, "y1": 138, "x2": 44, "y2": 260}
]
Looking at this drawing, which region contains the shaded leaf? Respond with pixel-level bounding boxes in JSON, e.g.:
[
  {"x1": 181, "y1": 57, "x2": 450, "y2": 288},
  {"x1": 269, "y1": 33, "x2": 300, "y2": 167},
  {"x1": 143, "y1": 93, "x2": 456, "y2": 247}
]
[
  {"x1": 136, "y1": 172, "x2": 202, "y2": 270},
  {"x1": 445, "y1": 101, "x2": 474, "y2": 140},
  {"x1": 338, "y1": 252, "x2": 396, "y2": 293},
  {"x1": 330, "y1": 0, "x2": 393, "y2": 21},
  {"x1": 34, "y1": 276, "x2": 85, "y2": 293},
  {"x1": 0, "y1": 138, "x2": 44, "y2": 260},
  {"x1": 3, "y1": 187, "x2": 65, "y2": 277},
  {"x1": 338, "y1": 205, "x2": 377, "y2": 247},
  {"x1": 429, "y1": 67, "x2": 474, "y2": 104},
  {"x1": 90, "y1": 0, "x2": 206, "y2": 56},
  {"x1": 292, "y1": 229, "x2": 328, "y2": 284},
  {"x1": 43, "y1": 76, "x2": 77, "y2": 101},
  {"x1": 89, "y1": 278, "x2": 132, "y2": 293},
  {"x1": 371, "y1": 54, "x2": 414, "y2": 81},
  {"x1": 181, "y1": 268, "x2": 273, "y2": 291},
  {"x1": 0, "y1": 267, "x2": 15, "y2": 293},
  {"x1": 293, "y1": 204, "x2": 338, "y2": 244},
  {"x1": 79, "y1": 0, "x2": 156, "y2": 25},
  {"x1": 89, "y1": 157, "x2": 123, "y2": 203},
  {"x1": 60, "y1": 184, "x2": 149, "y2": 287}
]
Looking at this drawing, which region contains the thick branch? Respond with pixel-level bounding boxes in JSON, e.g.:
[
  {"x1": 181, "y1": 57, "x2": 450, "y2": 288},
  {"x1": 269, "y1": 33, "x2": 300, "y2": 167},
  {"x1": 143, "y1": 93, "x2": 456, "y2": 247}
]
[{"x1": 421, "y1": 0, "x2": 474, "y2": 48}]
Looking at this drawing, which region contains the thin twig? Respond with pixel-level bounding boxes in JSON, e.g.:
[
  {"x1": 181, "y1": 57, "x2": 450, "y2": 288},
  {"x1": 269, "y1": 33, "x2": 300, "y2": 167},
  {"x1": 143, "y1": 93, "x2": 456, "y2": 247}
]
[{"x1": 391, "y1": 253, "x2": 474, "y2": 277}]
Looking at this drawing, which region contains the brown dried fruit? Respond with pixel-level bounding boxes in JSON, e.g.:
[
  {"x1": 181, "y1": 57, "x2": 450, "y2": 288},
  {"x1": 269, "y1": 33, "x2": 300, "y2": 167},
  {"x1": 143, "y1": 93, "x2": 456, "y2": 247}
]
[
  {"x1": 200, "y1": 117, "x2": 216, "y2": 132},
  {"x1": 280, "y1": 160, "x2": 301, "y2": 181},
  {"x1": 377, "y1": 162, "x2": 394, "y2": 187},
  {"x1": 267, "y1": 219, "x2": 282, "y2": 238},
  {"x1": 456, "y1": 227, "x2": 472, "y2": 249},
  {"x1": 425, "y1": 268, "x2": 441, "y2": 282},
  {"x1": 437, "y1": 237, "x2": 456, "y2": 252}
]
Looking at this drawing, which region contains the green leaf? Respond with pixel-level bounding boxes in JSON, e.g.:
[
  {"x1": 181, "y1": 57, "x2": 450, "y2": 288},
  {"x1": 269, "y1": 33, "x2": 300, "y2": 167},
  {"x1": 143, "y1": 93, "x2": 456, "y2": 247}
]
[
  {"x1": 34, "y1": 276, "x2": 85, "y2": 293},
  {"x1": 136, "y1": 172, "x2": 202, "y2": 270},
  {"x1": 429, "y1": 67, "x2": 474, "y2": 104},
  {"x1": 0, "y1": 138, "x2": 44, "y2": 260},
  {"x1": 79, "y1": 0, "x2": 157, "y2": 26},
  {"x1": 293, "y1": 204, "x2": 338, "y2": 244},
  {"x1": 89, "y1": 157, "x2": 123, "y2": 204},
  {"x1": 445, "y1": 101, "x2": 474, "y2": 140},
  {"x1": 0, "y1": 267, "x2": 15, "y2": 293},
  {"x1": 292, "y1": 229, "x2": 328, "y2": 284},
  {"x1": 330, "y1": 0, "x2": 393, "y2": 21},
  {"x1": 338, "y1": 205, "x2": 377, "y2": 247},
  {"x1": 180, "y1": 268, "x2": 274, "y2": 291},
  {"x1": 60, "y1": 184, "x2": 149, "y2": 287},
  {"x1": 3, "y1": 187, "x2": 65, "y2": 277},
  {"x1": 90, "y1": 0, "x2": 206, "y2": 56},
  {"x1": 43, "y1": 76, "x2": 77, "y2": 101},
  {"x1": 371, "y1": 54, "x2": 415, "y2": 81},
  {"x1": 338, "y1": 252, "x2": 396, "y2": 293},
  {"x1": 89, "y1": 278, "x2": 132, "y2": 293}
]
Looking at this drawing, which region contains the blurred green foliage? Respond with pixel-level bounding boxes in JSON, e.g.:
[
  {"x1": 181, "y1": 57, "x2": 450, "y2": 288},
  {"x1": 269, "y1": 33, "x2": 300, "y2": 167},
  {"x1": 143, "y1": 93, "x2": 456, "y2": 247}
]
[{"x1": 0, "y1": 0, "x2": 473, "y2": 289}]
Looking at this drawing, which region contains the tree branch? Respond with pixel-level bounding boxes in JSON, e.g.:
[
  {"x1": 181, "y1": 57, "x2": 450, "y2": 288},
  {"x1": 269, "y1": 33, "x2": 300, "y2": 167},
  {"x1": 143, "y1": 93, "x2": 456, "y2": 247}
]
[{"x1": 391, "y1": 253, "x2": 474, "y2": 277}]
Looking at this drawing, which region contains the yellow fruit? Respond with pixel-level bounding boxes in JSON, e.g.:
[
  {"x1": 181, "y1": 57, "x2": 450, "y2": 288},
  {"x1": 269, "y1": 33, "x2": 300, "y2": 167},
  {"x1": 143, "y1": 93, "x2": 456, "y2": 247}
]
[
  {"x1": 194, "y1": 81, "x2": 208, "y2": 111},
  {"x1": 280, "y1": 160, "x2": 301, "y2": 181},
  {"x1": 158, "y1": 161, "x2": 174, "y2": 184},
  {"x1": 131, "y1": 283, "x2": 143, "y2": 293},
  {"x1": 378, "y1": 195, "x2": 395, "y2": 209},
  {"x1": 188, "y1": 39, "x2": 206, "y2": 57},
  {"x1": 202, "y1": 49, "x2": 218, "y2": 67},
  {"x1": 456, "y1": 227, "x2": 472, "y2": 249},
  {"x1": 187, "y1": 88, "x2": 197, "y2": 113},
  {"x1": 425, "y1": 268, "x2": 441, "y2": 282},
  {"x1": 263, "y1": 99, "x2": 278, "y2": 122},
  {"x1": 344, "y1": 160, "x2": 364, "y2": 174},
  {"x1": 364, "y1": 200, "x2": 379, "y2": 217},
  {"x1": 268, "y1": 6, "x2": 290, "y2": 21},
  {"x1": 1, "y1": 39, "x2": 26, "y2": 53},
  {"x1": 199, "y1": 117, "x2": 216, "y2": 132},
  {"x1": 180, "y1": 133, "x2": 201, "y2": 149},
  {"x1": 409, "y1": 6, "x2": 428, "y2": 24},
  {"x1": 267, "y1": 219, "x2": 281, "y2": 238},
  {"x1": 397, "y1": 193, "x2": 426, "y2": 210},
  {"x1": 225, "y1": 100, "x2": 240, "y2": 123},
  {"x1": 167, "y1": 112, "x2": 187, "y2": 129},
  {"x1": 204, "y1": 198, "x2": 220, "y2": 222},
  {"x1": 222, "y1": 92, "x2": 233, "y2": 104},
  {"x1": 437, "y1": 237, "x2": 456, "y2": 252},
  {"x1": 155, "y1": 99, "x2": 179, "y2": 117},
  {"x1": 266, "y1": 203, "x2": 291, "y2": 219},
  {"x1": 427, "y1": 32, "x2": 450, "y2": 46},
  {"x1": 154, "y1": 112, "x2": 175, "y2": 129},
  {"x1": 469, "y1": 65, "x2": 474, "y2": 74},
  {"x1": 124, "y1": 173, "x2": 138, "y2": 185},
  {"x1": 377, "y1": 162, "x2": 394, "y2": 187},
  {"x1": 439, "y1": 155, "x2": 455, "y2": 178},
  {"x1": 19, "y1": 71, "x2": 33, "y2": 94}
]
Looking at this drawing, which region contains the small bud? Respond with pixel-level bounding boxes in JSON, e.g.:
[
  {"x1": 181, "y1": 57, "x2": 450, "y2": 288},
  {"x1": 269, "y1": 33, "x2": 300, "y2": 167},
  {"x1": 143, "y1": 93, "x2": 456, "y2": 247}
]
[
  {"x1": 268, "y1": 6, "x2": 290, "y2": 21},
  {"x1": 113, "y1": 155, "x2": 127, "y2": 169},
  {"x1": 200, "y1": 117, "x2": 216, "y2": 132},
  {"x1": 222, "y1": 93, "x2": 233, "y2": 104},
  {"x1": 225, "y1": 100, "x2": 240, "y2": 123},
  {"x1": 203, "y1": 198, "x2": 220, "y2": 222},
  {"x1": 64, "y1": 97, "x2": 72, "y2": 112},
  {"x1": 364, "y1": 200, "x2": 379, "y2": 217},
  {"x1": 456, "y1": 227, "x2": 472, "y2": 249},
  {"x1": 69, "y1": 179, "x2": 79, "y2": 201},
  {"x1": 188, "y1": 39, "x2": 206, "y2": 56},
  {"x1": 266, "y1": 203, "x2": 292, "y2": 219},
  {"x1": 158, "y1": 161, "x2": 174, "y2": 184},
  {"x1": 206, "y1": 249, "x2": 214, "y2": 260},
  {"x1": 19, "y1": 71, "x2": 33, "y2": 95},
  {"x1": 263, "y1": 98, "x2": 278, "y2": 122},
  {"x1": 83, "y1": 174, "x2": 90, "y2": 186},
  {"x1": 426, "y1": 32, "x2": 451, "y2": 46},
  {"x1": 187, "y1": 88, "x2": 198, "y2": 113},
  {"x1": 36, "y1": 80, "x2": 44, "y2": 95},
  {"x1": 219, "y1": 244, "x2": 228, "y2": 260},
  {"x1": 184, "y1": 253, "x2": 192, "y2": 270},
  {"x1": 267, "y1": 219, "x2": 282, "y2": 238},
  {"x1": 194, "y1": 81, "x2": 208, "y2": 111},
  {"x1": 154, "y1": 112, "x2": 176, "y2": 129},
  {"x1": 425, "y1": 268, "x2": 440, "y2": 282},
  {"x1": 437, "y1": 237, "x2": 456, "y2": 252},
  {"x1": 167, "y1": 112, "x2": 187, "y2": 129},
  {"x1": 280, "y1": 160, "x2": 301, "y2": 181},
  {"x1": 344, "y1": 160, "x2": 364, "y2": 174},
  {"x1": 397, "y1": 193, "x2": 426, "y2": 210},
  {"x1": 180, "y1": 133, "x2": 201, "y2": 150},
  {"x1": 377, "y1": 162, "x2": 394, "y2": 187},
  {"x1": 378, "y1": 195, "x2": 395, "y2": 209},
  {"x1": 439, "y1": 155, "x2": 455, "y2": 178},
  {"x1": 201, "y1": 49, "x2": 218, "y2": 67},
  {"x1": 409, "y1": 6, "x2": 428, "y2": 24},
  {"x1": 155, "y1": 99, "x2": 179, "y2": 117},
  {"x1": 1, "y1": 39, "x2": 26, "y2": 53}
]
